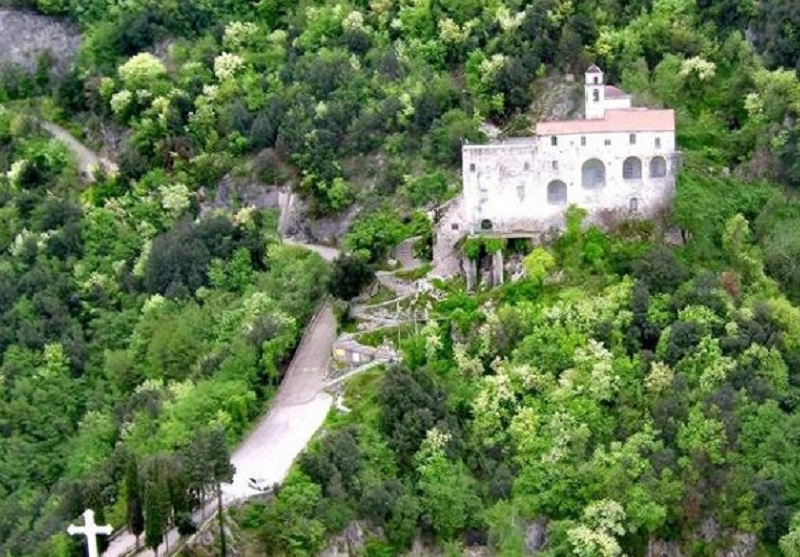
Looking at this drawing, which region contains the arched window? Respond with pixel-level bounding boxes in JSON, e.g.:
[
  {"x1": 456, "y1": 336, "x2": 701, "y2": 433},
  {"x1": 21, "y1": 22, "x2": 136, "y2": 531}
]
[
  {"x1": 623, "y1": 156, "x2": 642, "y2": 179},
  {"x1": 582, "y1": 159, "x2": 606, "y2": 189},
  {"x1": 480, "y1": 219, "x2": 493, "y2": 230},
  {"x1": 650, "y1": 156, "x2": 667, "y2": 178},
  {"x1": 547, "y1": 180, "x2": 567, "y2": 205},
  {"x1": 592, "y1": 89, "x2": 600, "y2": 102}
]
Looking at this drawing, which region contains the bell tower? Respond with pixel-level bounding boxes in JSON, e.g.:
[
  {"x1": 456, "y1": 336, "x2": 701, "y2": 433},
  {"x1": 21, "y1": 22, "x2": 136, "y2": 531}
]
[{"x1": 585, "y1": 64, "x2": 605, "y2": 120}]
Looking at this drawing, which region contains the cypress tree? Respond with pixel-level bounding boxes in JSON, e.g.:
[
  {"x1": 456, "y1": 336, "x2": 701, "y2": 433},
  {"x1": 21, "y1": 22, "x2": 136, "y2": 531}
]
[
  {"x1": 143, "y1": 455, "x2": 171, "y2": 557},
  {"x1": 207, "y1": 428, "x2": 235, "y2": 557},
  {"x1": 125, "y1": 454, "x2": 145, "y2": 547}
]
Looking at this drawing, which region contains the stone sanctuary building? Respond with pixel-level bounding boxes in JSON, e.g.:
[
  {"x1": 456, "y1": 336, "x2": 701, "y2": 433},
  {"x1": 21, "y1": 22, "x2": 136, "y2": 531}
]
[{"x1": 433, "y1": 66, "x2": 680, "y2": 288}]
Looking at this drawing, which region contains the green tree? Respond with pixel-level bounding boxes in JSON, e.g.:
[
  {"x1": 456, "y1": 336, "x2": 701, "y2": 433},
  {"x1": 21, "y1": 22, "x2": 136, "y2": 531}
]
[
  {"x1": 414, "y1": 429, "x2": 480, "y2": 540},
  {"x1": 781, "y1": 512, "x2": 800, "y2": 557},
  {"x1": 209, "y1": 428, "x2": 235, "y2": 554},
  {"x1": 523, "y1": 247, "x2": 556, "y2": 286},
  {"x1": 485, "y1": 501, "x2": 526, "y2": 557},
  {"x1": 566, "y1": 500, "x2": 627, "y2": 557},
  {"x1": 144, "y1": 455, "x2": 172, "y2": 556},
  {"x1": 125, "y1": 453, "x2": 145, "y2": 548},
  {"x1": 328, "y1": 255, "x2": 375, "y2": 301}
]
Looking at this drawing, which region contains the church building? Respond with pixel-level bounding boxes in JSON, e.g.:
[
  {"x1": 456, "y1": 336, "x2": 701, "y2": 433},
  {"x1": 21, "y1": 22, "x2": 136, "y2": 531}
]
[{"x1": 433, "y1": 65, "x2": 679, "y2": 287}]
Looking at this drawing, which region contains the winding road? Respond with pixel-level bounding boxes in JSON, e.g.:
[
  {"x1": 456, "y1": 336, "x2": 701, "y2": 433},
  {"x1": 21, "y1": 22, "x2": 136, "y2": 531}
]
[
  {"x1": 38, "y1": 120, "x2": 345, "y2": 556},
  {"x1": 42, "y1": 122, "x2": 424, "y2": 557},
  {"x1": 103, "y1": 300, "x2": 338, "y2": 557}
]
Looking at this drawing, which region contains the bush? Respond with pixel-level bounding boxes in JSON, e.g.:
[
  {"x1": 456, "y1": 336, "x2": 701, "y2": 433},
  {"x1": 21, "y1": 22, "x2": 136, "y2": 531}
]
[
  {"x1": 328, "y1": 255, "x2": 375, "y2": 301},
  {"x1": 634, "y1": 247, "x2": 688, "y2": 293},
  {"x1": 300, "y1": 427, "x2": 362, "y2": 499},
  {"x1": 344, "y1": 211, "x2": 408, "y2": 264}
]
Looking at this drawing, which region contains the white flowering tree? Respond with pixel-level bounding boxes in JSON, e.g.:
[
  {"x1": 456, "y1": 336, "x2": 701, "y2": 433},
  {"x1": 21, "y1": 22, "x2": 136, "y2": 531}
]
[
  {"x1": 119, "y1": 53, "x2": 167, "y2": 92},
  {"x1": 567, "y1": 500, "x2": 628, "y2": 557}
]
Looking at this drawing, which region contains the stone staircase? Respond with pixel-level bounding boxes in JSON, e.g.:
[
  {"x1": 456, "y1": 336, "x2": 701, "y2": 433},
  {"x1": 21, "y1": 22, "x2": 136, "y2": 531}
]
[{"x1": 394, "y1": 237, "x2": 423, "y2": 270}]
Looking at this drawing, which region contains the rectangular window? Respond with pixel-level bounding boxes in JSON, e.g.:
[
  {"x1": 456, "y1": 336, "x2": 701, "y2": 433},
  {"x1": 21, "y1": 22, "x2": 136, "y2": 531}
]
[
  {"x1": 524, "y1": 162, "x2": 530, "y2": 171},
  {"x1": 581, "y1": 136, "x2": 586, "y2": 146},
  {"x1": 604, "y1": 139, "x2": 611, "y2": 146},
  {"x1": 551, "y1": 136, "x2": 558, "y2": 146},
  {"x1": 655, "y1": 137, "x2": 662, "y2": 148},
  {"x1": 629, "y1": 133, "x2": 636, "y2": 145},
  {"x1": 451, "y1": 223, "x2": 459, "y2": 231},
  {"x1": 552, "y1": 161, "x2": 558, "y2": 170},
  {"x1": 469, "y1": 163, "x2": 476, "y2": 172}
]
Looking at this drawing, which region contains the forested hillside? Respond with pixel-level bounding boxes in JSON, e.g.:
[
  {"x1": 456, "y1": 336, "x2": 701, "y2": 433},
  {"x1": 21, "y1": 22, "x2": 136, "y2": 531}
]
[
  {"x1": 260, "y1": 206, "x2": 800, "y2": 556},
  {"x1": 2, "y1": 0, "x2": 800, "y2": 555}
]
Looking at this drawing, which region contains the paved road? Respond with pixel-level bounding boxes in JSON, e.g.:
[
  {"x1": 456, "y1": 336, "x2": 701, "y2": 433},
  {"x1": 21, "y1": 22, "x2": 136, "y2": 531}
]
[
  {"x1": 36, "y1": 120, "x2": 370, "y2": 556},
  {"x1": 283, "y1": 238, "x2": 340, "y2": 262},
  {"x1": 102, "y1": 302, "x2": 337, "y2": 557},
  {"x1": 39, "y1": 121, "x2": 118, "y2": 180}
]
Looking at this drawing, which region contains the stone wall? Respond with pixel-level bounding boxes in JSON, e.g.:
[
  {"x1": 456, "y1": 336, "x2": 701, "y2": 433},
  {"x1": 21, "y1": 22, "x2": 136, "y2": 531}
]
[{"x1": 0, "y1": 9, "x2": 81, "y2": 76}]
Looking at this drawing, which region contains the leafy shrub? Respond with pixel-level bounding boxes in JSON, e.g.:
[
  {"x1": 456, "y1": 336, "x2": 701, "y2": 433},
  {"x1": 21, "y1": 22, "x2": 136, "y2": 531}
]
[
  {"x1": 328, "y1": 255, "x2": 375, "y2": 301},
  {"x1": 344, "y1": 211, "x2": 408, "y2": 264}
]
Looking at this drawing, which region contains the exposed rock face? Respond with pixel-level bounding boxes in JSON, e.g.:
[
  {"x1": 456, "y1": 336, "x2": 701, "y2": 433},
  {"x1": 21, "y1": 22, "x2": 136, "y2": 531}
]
[
  {"x1": 530, "y1": 75, "x2": 584, "y2": 122},
  {"x1": 647, "y1": 522, "x2": 758, "y2": 557},
  {"x1": 201, "y1": 172, "x2": 356, "y2": 245},
  {"x1": 201, "y1": 173, "x2": 283, "y2": 216},
  {"x1": 0, "y1": 9, "x2": 81, "y2": 75},
  {"x1": 318, "y1": 521, "x2": 373, "y2": 557},
  {"x1": 525, "y1": 519, "x2": 548, "y2": 554}
]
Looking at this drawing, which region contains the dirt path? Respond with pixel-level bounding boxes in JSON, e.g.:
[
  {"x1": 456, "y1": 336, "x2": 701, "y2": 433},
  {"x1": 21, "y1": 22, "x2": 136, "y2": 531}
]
[{"x1": 39, "y1": 121, "x2": 117, "y2": 180}]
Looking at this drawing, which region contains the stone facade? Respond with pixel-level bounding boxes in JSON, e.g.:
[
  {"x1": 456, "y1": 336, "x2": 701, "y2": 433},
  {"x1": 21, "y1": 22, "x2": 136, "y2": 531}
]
[{"x1": 433, "y1": 66, "x2": 679, "y2": 284}]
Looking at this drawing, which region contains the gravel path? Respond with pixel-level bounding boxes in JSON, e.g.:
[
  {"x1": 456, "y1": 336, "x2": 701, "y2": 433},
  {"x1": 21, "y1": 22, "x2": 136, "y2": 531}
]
[{"x1": 40, "y1": 121, "x2": 117, "y2": 180}]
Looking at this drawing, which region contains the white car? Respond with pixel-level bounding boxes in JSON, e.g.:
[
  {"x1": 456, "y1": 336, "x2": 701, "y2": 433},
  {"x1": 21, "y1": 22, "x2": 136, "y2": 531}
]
[{"x1": 247, "y1": 477, "x2": 274, "y2": 492}]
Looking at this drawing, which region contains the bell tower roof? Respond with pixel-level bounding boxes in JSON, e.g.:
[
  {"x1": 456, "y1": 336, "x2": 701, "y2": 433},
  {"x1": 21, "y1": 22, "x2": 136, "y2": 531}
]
[{"x1": 586, "y1": 64, "x2": 603, "y2": 74}]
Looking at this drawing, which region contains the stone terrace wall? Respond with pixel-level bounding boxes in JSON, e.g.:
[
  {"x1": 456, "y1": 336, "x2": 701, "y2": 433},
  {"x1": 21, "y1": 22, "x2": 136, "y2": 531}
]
[{"x1": 0, "y1": 9, "x2": 81, "y2": 75}]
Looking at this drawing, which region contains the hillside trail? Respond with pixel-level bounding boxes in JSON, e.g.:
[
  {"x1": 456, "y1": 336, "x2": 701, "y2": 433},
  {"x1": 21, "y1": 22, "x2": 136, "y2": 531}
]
[{"x1": 39, "y1": 121, "x2": 118, "y2": 180}]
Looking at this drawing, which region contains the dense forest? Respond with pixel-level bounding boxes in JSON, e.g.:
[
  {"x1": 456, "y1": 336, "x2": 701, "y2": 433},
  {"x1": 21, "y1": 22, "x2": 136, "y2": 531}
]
[{"x1": 2, "y1": 0, "x2": 800, "y2": 555}]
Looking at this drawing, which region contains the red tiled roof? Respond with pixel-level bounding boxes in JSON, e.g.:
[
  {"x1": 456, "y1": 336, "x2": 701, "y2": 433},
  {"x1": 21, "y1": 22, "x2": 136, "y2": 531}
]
[
  {"x1": 604, "y1": 85, "x2": 629, "y2": 99},
  {"x1": 536, "y1": 109, "x2": 675, "y2": 135}
]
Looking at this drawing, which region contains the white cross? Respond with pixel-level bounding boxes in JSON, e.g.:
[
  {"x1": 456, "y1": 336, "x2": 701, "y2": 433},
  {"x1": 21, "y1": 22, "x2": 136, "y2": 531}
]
[{"x1": 67, "y1": 509, "x2": 113, "y2": 557}]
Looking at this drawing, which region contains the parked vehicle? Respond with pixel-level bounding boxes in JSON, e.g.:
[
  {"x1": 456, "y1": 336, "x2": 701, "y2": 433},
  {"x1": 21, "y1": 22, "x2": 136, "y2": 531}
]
[{"x1": 247, "y1": 477, "x2": 275, "y2": 492}]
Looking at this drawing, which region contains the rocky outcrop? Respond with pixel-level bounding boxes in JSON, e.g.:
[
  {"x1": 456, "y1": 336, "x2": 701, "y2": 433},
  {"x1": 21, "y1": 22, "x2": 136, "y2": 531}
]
[
  {"x1": 647, "y1": 518, "x2": 759, "y2": 557},
  {"x1": 525, "y1": 519, "x2": 548, "y2": 554},
  {"x1": 200, "y1": 171, "x2": 356, "y2": 245},
  {"x1": 0, "y1": 9, "x2": 81, "y2": 75},
  {"x1": 318, "y1": 522, "x2": 378, "y2": 557}
]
